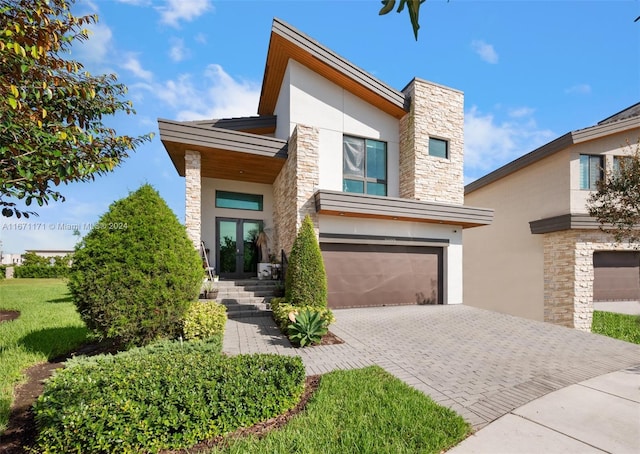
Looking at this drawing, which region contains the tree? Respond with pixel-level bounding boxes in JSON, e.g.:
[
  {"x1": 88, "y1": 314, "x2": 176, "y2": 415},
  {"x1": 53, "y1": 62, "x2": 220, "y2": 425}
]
[
  {"x1": 285, "y1": 215, "x2": 328, "y2": 308},
  {"x1": 587, "y1": 141, "x2": 640, "y2": 244},
  {"x1": 0, "y1": 0, "x2": 151, "y2": 218},
  {"x1": 379, "y1": 0, "x2": 427, "y2": 40},
  {"x1": 68, "y1": 184, "x2": 203, "y2": 347}
]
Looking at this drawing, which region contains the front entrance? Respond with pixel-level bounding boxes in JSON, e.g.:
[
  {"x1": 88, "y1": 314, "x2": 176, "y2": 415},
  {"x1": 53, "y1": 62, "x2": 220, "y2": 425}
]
[{"x1": 216, "y1": 218, "x2": 262, "y2": 279}]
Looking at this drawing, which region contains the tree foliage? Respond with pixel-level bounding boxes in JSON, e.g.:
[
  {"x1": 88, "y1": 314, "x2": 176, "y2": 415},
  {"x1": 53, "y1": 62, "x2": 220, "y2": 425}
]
[
  {"x1": 0, "y1": 0, "x2": 152, "y2": 218},
  {"x1": 379, "y1": 0, "x2": 427, "y2": 40},
  {"x1": 68, "y1": 184, "x2": 203, "y2": 347},
  {"x1": 587, "y1": 140, "x2": 640, "y2": 244},
  {"x1": 285, "y1": 215, "x2": 328, "y2": 308}
]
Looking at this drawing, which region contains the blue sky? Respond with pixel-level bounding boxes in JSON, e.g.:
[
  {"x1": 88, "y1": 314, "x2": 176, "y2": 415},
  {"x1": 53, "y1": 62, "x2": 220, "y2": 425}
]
[{"x1": 1, "y1": 0, "x2": 639, "y2": 255}]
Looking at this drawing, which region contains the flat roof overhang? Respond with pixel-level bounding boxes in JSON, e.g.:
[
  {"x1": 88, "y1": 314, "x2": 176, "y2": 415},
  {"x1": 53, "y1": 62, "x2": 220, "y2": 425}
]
[
  {"x1": 528, "y1": 213, "x2": 639, "y2": 234},
  {"x1": 258, "y1": 19, "x2": 407, "y2": 119},
  {"x1": 315, "y1": 190, "x2": 493, "y2": 228},
  {"x1": 158, "y1": 119, "x2": 287, "y2": 184}
]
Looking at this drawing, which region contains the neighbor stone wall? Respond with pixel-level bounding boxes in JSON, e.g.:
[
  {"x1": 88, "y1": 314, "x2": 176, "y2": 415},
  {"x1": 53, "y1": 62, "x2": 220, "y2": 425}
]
[
  {"x1": 399, "y1": 78, "x2": 464, "y2": 205},
  {"x1": 184, "y1": 150, "x2": 201, "y2": 249},
  {"x1": 543, "y1": 229, "x2": 639, "y2": 331},
  {"x1": 272, "y1": 124, "x2": 320, "y2": 256}
]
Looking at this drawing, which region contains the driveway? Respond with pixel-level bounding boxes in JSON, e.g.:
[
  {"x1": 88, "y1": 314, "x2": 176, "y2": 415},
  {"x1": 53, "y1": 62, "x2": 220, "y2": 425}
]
[{"x1": 223, "y1": 305, "x2": 640, "y2": 429}]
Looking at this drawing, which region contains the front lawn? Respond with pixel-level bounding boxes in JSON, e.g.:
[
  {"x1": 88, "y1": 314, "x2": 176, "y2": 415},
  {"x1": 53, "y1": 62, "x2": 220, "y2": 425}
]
[
  {"x1": 0, "y1": 279, "x2": 89, "y2": 433},
  {"x1": 592, "y1": 310, "x2": 640, "y2": 344},
  {"x1": 214, "y1": 366, "x2": 471, "y2": 454}
]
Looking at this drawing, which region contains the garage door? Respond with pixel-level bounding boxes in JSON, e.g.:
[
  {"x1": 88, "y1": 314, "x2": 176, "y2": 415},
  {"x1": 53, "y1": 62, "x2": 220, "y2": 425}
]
[
  {"x1": 593, "y1": 251, "x2": 640, "y2": 301},
  {"x1": 320, "y1": 243, "x2": 443, "y2": 309}
]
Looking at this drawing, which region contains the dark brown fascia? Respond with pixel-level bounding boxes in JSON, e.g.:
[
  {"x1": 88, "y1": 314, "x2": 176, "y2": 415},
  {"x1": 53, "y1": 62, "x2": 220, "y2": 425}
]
[
  {"x1": 466, "y1": 115, "x2": 640, "y2": 195},
  {"x1": 185, "y1": 116, "x2": 277, "y2": 135},
  {"x1": 258, "y1": 18, "x2": 407, "y2": 119},
  {"x1": 314, "y1": 190, "x2": 493, "y2": 228},
  {"x1": 529, "y1": 213, "x2": 602, "y2": 234}
]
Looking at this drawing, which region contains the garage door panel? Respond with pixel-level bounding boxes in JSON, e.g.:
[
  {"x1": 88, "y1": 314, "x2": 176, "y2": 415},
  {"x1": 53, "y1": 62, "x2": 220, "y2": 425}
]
[
  {"x1": 593, "y1": 251, "x2": 640, "y2": 302},
  {"x1": 321, "y1": 243, "x2": 442, "y2": 309}
]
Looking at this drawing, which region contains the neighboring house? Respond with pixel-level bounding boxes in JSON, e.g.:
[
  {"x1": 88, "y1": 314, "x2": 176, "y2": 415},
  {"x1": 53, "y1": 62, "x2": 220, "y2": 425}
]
[
  {"x1": 25, "y1": 249, "x2": 74, "y2": 259},
  {"x1": 159, "y1": 19, "x2": 492, "y2": 309},
  {"x1": 464, "y1": 103, "x2": 640, "y2": 331},
  {"x1": 0, "y1": 253, "x2": 23, "y2": 266}
]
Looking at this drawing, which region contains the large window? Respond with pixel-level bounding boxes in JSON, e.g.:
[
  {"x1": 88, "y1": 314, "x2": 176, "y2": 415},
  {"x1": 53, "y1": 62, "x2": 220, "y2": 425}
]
[
  {"x1": 215, "y1": 190, "x2": 263, "y2": 211},
  {"x1": 343, "y1": 136, "x2": 387, "y2": 196},
  {"x1": 429, "y1": 137, "x2": 449, "y2": 159},
  {"x1": 579, "y1": 155, "x2": 604, "y2": 190}
]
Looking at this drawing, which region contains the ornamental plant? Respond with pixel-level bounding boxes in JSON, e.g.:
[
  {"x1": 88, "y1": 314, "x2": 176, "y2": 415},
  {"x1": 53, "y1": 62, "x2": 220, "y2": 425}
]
[
  {"x1": 183, "y1": 301, "x2": 227, "y2": 341},
  {"x1": 287, "y1": 308, "x2": 328, "y2": 347},
  {"x1": 68, "y1": 184, "x2": 202, "y2": 347},
  {"x1": 285, "y1": 215, "x2": 328, "y2": 308}
]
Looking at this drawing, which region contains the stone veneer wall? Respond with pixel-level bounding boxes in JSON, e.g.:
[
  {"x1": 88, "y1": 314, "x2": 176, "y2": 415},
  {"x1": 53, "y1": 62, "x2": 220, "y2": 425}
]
[
  {"x1": 399, "y1": 78, "x2": 464, "y2": 205},
  {"x1": 272, "y1": 124, "x2": 320, "y2": 255},
  {"x1": 543, "y1": 229, "x2": 639, "y2": 331},
  {"x1": 184, "y1": 150, "x2": 201, "y2": 249}
]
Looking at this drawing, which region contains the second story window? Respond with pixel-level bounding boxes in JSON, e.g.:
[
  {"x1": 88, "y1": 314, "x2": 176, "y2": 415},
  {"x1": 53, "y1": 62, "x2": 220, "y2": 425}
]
[
  {"x1": 613, "y1": 155, "x2": 633, "y2": 176},
  {"x1": 429, "y1": 137, "x2": 449, "y2": 159},
  {"x1": 343, "y1": 136, "x2": 387, "y2": 196},
  {"x1": 579, "y1": 155, "x2": 603, "y2": 190}
]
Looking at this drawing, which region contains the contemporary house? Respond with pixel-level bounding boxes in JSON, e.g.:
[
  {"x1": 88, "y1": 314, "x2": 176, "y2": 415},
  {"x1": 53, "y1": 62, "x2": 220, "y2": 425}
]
[
  {"x1": 159, "y1": 18, "x2": 492, "y2": 309},
  {"x1": 464, "y1": 103, "x2": 640, "y2": 331}
]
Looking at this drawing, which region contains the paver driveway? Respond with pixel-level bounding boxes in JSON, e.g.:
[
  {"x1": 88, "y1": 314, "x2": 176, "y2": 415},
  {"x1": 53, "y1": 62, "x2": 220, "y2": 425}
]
[{"x1": 223, "y1": 305, "x2": 640, "y2": 428}]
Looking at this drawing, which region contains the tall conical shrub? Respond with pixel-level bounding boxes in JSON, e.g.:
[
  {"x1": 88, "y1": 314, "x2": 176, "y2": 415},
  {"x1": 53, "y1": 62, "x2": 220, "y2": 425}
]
[
  {"x1": 68, "y1": 184, "x2": 203, "y2": 346},
  {"x1": 285, "y1": 215, "x2": 328, "y2": 308}
]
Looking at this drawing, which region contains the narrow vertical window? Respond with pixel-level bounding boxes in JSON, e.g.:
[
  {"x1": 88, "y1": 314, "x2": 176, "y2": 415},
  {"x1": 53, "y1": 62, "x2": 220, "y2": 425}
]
[
  {"x1": 343, "y1": 136, "x2": 387, "y2": 195},
  {"x1": 579, "y1": 155, "x2": 603, "y2": 190}
]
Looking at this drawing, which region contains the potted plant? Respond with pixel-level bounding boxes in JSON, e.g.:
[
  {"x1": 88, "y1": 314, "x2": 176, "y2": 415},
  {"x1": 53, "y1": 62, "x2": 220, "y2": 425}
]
[{"x1": 202, "y1": 280, "x2": 218, "y2": 299}]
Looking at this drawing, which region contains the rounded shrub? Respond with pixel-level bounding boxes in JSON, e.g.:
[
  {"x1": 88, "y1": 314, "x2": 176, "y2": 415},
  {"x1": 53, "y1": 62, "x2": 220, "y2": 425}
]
[
  {"x1": 285, "y1": 215, "x2": 328, "y2": 308},
  {"x1": 183, "y1": 301, "x2": 227, "y2": 341},
  {"x1": 68, "y1": 184, "x2": 203, "y2": 347}
]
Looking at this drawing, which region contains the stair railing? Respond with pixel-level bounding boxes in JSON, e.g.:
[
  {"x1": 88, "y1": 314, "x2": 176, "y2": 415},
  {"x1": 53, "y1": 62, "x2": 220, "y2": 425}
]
[{"x1": 280, "y1": 249, "x2": 288, "y2": 284}]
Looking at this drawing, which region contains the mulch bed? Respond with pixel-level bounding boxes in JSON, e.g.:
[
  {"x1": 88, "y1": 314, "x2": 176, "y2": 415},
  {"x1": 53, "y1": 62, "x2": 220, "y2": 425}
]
[
  {"x1": 0, "y1": 310, "x2": 20, "y2": 324},
  {"x1": 318, "y1": 331, "x2": 344, "y2": 346}
]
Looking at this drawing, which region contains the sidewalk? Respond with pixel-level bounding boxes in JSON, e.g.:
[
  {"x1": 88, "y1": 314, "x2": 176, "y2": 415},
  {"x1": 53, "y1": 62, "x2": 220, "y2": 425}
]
[{"x1": 449, "y1": 366, "x2": 640, "y2": 453}]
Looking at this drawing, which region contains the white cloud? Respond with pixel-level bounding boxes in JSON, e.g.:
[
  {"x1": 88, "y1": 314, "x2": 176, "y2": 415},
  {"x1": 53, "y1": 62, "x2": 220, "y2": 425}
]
[
  {"x1": 565, "y1": 83, "x2": 592, "y2": 95},
  {"x1": 168, "y1": 38, "x2": 189, "y2": 62},
  {"x1": 122, "y1": 54, "x2": 154, "y2": 81},
  {"x1": 152, "y1": 64, "x2": 259, "y2": 120},
  {"x1": 73, "y1": 22, "x2": 113, "y2": 64},
  {"x1": 471, "y1": 40, "x2": 499, "y2": 64},
  {"x1": 464, "y1": 106, "x2": 556, "y2": 180},
  {"x1": 194, "y1": 32, "x2": 207, "y2": 44},
  {"x1": 508, "y1": 107, "x2": 535, "y2": 118},
  {"x1": 116, "y1": 0, "x2": 152, "y2": 5},
  {"x1": 157, "y1": 0, "x2": 212, "y2": 27}
]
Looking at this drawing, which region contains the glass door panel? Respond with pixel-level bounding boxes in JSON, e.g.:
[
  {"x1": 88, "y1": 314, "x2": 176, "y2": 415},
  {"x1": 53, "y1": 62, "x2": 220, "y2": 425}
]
[
  {"x1": 217, "y1": 218, "x2": 262, "y2": 279},
  {"x1": 218, "y1": 220, "x2": 238, "y2": 274},
  {"x1": 243, "y1": 222, "x2": 261, "y2": 274}
]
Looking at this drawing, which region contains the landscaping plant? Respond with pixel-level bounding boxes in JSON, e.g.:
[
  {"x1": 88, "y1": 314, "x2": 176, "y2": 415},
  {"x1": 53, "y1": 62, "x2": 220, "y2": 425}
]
[
  {"x1": 287, "y1": 308, "x2": 328, "y2": 347},
  {"x1": 183, "y1": 301, "x2": 227, "y2": 341},
  {"x1": 33, "y1": 350, "x2": 305, "y2": 453},
  {"x1": 68, "y1": 184, "x2": 203, "y2": 347},
  {"x1": 284, "y1": 215, "x2": 328, "y2": 308}
]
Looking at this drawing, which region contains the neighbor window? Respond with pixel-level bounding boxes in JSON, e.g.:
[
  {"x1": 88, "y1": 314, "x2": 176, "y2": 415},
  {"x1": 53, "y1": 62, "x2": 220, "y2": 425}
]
[
  {"x1": 579, "y1": 155, "x2": 604, "y2": 190},
  {"x1": 215, "y1": 190, "x2": 263, "y2": 211},
  {"x1": 343, "y1": 136, "x2": 387, "y2": 196},
  {"x1": 429, "y1": 137, "x2": 449, "y2": 159},
  {"x1": 613, "y1": 155, "x2": 633, "y2": 176}
]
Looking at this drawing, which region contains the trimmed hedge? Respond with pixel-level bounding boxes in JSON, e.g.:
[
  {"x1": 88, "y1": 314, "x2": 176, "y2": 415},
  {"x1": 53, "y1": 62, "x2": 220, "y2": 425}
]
[
  {"x1": 14, "y1": 264, "x2": 69, "y2": 278},
  {"x1": 0, "y1": 264, "x2": 5, "y2": 279},
  {"x1": 271, "y1": 297, "x2": 334, "y2": 333},
  {"x1": 183, "y1": 301, "x2": 227, "y2": 341},
  {"x1": 33, "y1": 347, "x2": 305, "y2": 453},
  {"x1": 68, "y1": 184, "x2": 203, "y2": 347},
  {"x1": 284, "y1": 215, "x2": 328, "y2": 308}
]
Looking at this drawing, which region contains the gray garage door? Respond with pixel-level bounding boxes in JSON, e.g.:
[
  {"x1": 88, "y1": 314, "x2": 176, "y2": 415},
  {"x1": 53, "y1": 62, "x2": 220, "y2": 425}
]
[
  {"x1": 593, "y1": 251, "x2": 640, "y2": 301},
  {"x1": 320, "y1": 243, "x2": 443, "y2": 309}
]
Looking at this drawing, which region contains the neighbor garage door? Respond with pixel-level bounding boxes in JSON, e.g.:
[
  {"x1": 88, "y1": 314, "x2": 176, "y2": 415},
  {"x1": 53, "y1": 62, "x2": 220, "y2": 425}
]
[
  {"x1": 320, "y1": 243, "x2": 443, "y2": 309},
  {"x1": 593, "y1": 251, "x2": 640, "y2": 301}
]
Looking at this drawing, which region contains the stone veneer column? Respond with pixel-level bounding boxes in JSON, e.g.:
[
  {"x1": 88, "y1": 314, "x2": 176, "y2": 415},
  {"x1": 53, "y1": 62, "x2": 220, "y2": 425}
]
[
  {"x1": 184, "y1": 150, "x2": 201, "y2": 249},
  {"x1": 272, "y1": 124, "x2": 320, "y2": 256},
  {"x1": 544, "y1": 229, "x2": 639, "y2": 332},
  {"x1": 399, "y1": 78, "x2": 464, "y2": 204}
]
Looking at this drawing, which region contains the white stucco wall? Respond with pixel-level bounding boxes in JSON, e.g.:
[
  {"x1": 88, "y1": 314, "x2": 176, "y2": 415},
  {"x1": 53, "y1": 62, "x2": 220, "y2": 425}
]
[
  {"x1": 464, "y1": 149, "x2": 571, "y2": 321},
  {"x1": 569, "y1": 129, "x2": 640, "y2": 213},
  {"x1": 319, "y1": 215, "x2": 464, "y2": 305},
  {"x1": 201, "y1": 178, "x2": 274, "y2": 269},
  {"x1": 279, "y1": 60, "x2": 401, "y2": 197}
]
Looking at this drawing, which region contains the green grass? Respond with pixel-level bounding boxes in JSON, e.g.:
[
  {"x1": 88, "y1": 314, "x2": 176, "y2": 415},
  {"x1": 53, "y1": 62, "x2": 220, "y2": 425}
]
[
  {"x1": 213, "y1": 366, "x2": 471, "y2": 454},
  {"x1": 592, "y1": 310, "x2": 640, "y2": 344},
  {"x1": 0, "y1": 279, "x2": 89, "y2": 433}
]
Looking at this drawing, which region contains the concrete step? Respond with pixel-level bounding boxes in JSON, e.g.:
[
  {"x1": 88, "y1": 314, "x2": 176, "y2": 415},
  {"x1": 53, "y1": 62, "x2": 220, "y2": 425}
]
[{"x1": 216, "y1": 289, "x2": 276, "y2": 298}]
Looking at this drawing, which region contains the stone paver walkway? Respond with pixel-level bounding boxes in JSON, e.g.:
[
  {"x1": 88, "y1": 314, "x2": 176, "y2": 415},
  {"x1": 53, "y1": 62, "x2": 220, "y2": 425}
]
[{"x1": 223, "y1": 305, "x2": 640, "y2": 429}]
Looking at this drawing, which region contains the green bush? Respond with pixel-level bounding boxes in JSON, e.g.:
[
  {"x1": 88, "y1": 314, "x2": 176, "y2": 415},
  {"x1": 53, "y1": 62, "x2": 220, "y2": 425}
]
[
  {"x1": 14, "y1": 264, "x2": 69, "y2": 278},
  {"x1": 68, "y1": 184, "x2": 203, "y2": 347},
  {"x1": 288, "y1": 309, "x2": 328, "y2": 347},
  {"x1": 0, "y1": 264, "x2": 6, "y2": 279},
  {"x1": 33, "y1": 348, "x2": 305, "y2": 453},
  {"x1": 284, "y1": 215, "x2": 328, "y2": 308},
  {"x1": 183, "y1": 301, "x2": 227, "y2": 341},
  {"x1": 271, "y1": 297, "x2": 334, "y2": 335}
]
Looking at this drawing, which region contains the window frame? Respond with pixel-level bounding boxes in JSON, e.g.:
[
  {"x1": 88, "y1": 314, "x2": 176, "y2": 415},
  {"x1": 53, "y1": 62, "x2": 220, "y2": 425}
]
[
  {"x1": 215, "y1": 190, "x2": 264, "y2": 211},
  {"x1": 428, "y1": 137, "x2": 449, "y2": 159},
  {"x1": 579, "y1": 154, "x2": 604, "y2": 191},
  {"x1": 342, "y1": 135, "x2": 388, "y2": 196}
]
